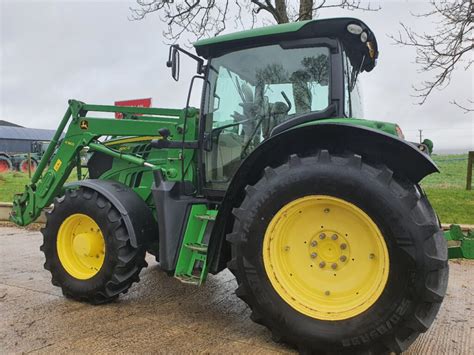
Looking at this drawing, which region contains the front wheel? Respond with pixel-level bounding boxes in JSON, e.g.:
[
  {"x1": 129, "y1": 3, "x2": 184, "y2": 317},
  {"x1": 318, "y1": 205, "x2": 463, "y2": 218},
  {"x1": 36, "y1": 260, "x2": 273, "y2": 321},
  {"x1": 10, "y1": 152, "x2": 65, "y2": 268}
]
[
  {"x1": 41, "y1": 187, "x2": 147, "y2": 304},
  {"x1": 227, "y1": 151, "x2": 448, "y2": 354}
]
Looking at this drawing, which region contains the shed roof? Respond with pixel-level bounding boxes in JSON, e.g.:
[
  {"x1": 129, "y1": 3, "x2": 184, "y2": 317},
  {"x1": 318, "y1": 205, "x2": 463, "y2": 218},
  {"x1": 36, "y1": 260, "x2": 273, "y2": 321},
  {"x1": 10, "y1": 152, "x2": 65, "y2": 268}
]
[
  {"x1": 0, "y1": 126, "x2": 57, "y2": 141},
  {"x1": 0, "y1": 120, "x2": 23, "y2": 127}
]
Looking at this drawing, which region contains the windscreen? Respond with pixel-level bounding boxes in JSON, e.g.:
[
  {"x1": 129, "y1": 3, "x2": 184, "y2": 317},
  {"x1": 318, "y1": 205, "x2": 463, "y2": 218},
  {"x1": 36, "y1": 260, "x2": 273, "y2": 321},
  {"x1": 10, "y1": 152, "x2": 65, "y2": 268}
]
[{"x1": 204, "y1": 44, "x2": 330, "y2": 189}]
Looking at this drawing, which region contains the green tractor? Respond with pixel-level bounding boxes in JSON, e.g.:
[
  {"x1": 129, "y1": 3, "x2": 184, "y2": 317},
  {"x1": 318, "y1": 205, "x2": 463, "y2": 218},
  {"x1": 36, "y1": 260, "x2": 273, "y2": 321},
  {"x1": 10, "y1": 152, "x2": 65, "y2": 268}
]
[
  {"x1": 11, "y1": 18, "x2": 448, "y2": 354},
  {"x1": 11, "y1": 141, "x2": 48, "y2": 173},
  {"x1": 0, "y1": 142, "x2": 48, "y2": 174}
]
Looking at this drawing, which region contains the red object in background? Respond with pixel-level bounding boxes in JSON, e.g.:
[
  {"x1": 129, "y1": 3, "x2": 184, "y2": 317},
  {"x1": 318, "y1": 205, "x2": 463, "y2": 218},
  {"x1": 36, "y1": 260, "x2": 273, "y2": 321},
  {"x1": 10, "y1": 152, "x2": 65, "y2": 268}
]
[{"x1": 114, "y1": 98, "x2": 152, "y2": 119}]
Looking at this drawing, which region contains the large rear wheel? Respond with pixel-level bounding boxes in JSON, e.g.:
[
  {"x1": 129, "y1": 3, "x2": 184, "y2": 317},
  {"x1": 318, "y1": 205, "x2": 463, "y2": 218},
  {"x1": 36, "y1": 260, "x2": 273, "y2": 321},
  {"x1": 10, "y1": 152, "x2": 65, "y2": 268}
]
[
  {"x1": 19, "y1": 158, "x2": 38, "y2": 173},
  {"x1": 41, "y1": 187, "x2": 147, "y2": 304},
  {"x1": 0, "y1": 156, "x2": 12, "y2": 173},
  {"x1": 227, "y1": 151, "x2": 448, "y2": 354}
]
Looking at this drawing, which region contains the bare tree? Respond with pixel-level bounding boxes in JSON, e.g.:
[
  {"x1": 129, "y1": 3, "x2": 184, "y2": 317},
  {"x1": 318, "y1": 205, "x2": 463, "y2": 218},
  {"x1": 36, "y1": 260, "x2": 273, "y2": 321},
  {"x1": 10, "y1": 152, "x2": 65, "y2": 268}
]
[
  {"x1": 390, "y1": 0, "x2": 473, "y2": 110},
  {"x1": 130, "y1": 1, "x2": 379, "y2": 43}
]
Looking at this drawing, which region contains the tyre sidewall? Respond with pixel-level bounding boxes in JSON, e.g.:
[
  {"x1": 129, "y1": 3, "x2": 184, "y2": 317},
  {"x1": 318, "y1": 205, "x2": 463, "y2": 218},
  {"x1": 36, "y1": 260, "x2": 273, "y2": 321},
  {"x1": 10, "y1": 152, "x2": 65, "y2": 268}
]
[
  {"x1": 43, "y1": 189, "x2": 122, "y2": 298},
  {"x1": 235, "y1": 156, "x2": 434, "y2": 351}
]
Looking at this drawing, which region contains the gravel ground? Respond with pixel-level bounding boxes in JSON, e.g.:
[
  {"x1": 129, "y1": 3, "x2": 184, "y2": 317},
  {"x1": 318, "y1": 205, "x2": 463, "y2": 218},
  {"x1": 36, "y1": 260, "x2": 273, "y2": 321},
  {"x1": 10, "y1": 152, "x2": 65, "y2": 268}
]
[{"x1": 1, "y1": 226, "x2": 473, "y2": 354}]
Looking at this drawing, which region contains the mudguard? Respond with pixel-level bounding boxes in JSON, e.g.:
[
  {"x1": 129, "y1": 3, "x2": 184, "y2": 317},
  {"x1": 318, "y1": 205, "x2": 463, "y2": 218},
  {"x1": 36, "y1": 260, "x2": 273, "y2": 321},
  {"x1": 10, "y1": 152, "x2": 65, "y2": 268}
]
[
  {"x1": 66, "y1": 179, "x2": 158, "y2": 248},
  {"x1": 207, "y1": 123, "x2": 439, "y2": 273}
]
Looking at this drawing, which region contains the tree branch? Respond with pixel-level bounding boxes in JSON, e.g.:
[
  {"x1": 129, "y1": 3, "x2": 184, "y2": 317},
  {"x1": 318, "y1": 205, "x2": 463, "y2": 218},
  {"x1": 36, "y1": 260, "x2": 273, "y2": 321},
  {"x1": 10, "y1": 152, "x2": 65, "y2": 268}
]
[
  {"x1": 390, "y1": 0, "x2": 473, "y2": 105},
  {"x1": 130, "y1": 0, "x2": 381, "y2": 44}
]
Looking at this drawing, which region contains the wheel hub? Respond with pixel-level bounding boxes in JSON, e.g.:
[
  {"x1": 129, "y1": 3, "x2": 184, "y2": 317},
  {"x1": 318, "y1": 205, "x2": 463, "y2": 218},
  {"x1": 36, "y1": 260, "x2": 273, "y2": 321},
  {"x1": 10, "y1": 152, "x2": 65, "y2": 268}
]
[
  {"x1": 263, "y1": 195, "x2": 389, "y2": 321},
  {"x1": 309, "y1": 232, "x2": 350, "y2": 269},
  {"x1": 57, "y1": 214, "x2": 105, "y2": 280},
  {"x1": 73, "y1": 232, "x2": 103, "y2": 257}
]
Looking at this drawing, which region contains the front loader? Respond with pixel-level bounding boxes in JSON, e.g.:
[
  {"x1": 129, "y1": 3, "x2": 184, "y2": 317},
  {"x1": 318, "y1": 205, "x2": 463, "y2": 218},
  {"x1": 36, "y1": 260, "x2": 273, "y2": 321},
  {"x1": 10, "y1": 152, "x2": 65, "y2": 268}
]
[{"x1": 11, "y1": 18, "x2": 449, "y2": 354}]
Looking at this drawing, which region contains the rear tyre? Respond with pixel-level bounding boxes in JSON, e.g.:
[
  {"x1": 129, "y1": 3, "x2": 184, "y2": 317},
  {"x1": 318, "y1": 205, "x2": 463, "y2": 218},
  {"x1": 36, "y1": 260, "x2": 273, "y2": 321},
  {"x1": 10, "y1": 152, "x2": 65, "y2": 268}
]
[
  {"x1": 227, "y1": 151, "x2": 448, "y2": 354},
  {"x1": 41, "y1": 187, "x2": 147, "y2": 304},
  {"x1": 19, "y1": 158, "x2": 38, "y2": 173},
  {"x1": 0, "y1": 156, "x2": 12, "y2": 173}
]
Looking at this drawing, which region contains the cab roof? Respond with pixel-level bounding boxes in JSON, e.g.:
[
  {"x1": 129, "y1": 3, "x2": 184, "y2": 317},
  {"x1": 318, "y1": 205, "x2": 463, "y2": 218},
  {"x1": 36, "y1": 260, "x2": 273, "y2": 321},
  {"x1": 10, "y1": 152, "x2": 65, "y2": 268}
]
[{"x1": 194, "y1": 17, "x2": 378, "y2": 72}]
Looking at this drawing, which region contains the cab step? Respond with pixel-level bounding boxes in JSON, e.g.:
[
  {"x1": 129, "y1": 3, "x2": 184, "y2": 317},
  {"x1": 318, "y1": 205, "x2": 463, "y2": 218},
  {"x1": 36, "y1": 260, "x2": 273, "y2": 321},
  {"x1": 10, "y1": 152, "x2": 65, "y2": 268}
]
[
  {"x1": 184, "y1": 243, "x2": 208, "y2": 253},
  {"x1": 174, "y1": 205, "x2": 218, "y2": 286},
  {"x1": 195, "y1": 214, "x2": 216, "y2": 221},
  {"x1": 175, "y1": 274, "x2": 201, "y2": 285}
]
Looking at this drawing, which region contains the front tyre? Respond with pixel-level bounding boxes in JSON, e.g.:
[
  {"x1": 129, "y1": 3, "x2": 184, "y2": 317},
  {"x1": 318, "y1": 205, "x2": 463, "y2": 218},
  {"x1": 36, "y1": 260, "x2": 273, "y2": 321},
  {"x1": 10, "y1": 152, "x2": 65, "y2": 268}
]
[
  {"x1": 227, "y1": 151, "x2": 448, "y2": 354},
  {"x1": 41, "y1": 187, "x2": 147, "y2": 304}
]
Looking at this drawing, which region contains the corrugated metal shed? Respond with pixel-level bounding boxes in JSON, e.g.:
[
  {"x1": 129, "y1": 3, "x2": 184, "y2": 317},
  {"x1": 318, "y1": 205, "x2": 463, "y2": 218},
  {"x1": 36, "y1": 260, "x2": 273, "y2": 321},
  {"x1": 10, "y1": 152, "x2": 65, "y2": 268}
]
[
  {"x1": 0, "y1": 126, "x2": 57, "y2": 141},
  {"x1": 0, "y1": 126, "x2": 58, "y2": 153}
]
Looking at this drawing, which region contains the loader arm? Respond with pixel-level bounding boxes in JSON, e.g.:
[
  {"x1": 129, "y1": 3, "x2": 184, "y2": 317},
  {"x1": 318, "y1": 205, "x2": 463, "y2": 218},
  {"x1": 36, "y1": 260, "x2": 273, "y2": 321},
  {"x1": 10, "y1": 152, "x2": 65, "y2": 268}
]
[{"x1": 10, "y1": 99, "x2": 196, "y2": 226}]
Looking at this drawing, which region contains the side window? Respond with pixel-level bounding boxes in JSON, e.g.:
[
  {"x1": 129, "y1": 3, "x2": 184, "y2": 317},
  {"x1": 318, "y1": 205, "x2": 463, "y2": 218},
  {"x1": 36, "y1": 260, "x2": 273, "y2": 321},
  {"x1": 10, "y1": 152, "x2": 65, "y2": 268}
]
[
  {"x1": 212, "y1": 69, "x2": 252, "y2": 128},
  {"x1": 351, "y1": 80, "x2": 364, "y2": 118},
  {"x1": 343, "y1": 50, "x2": 364, "y2": 118},
  {"x1": 343, "y1": 51, "x2": 351, "y2": 117}
]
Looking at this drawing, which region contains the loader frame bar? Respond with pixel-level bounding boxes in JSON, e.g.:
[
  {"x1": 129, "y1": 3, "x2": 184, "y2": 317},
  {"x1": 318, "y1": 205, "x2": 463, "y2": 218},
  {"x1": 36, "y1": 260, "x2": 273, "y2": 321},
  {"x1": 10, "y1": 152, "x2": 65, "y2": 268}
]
[{"x1": 10, "y1": 100, "x2": 199, "y2": 226}]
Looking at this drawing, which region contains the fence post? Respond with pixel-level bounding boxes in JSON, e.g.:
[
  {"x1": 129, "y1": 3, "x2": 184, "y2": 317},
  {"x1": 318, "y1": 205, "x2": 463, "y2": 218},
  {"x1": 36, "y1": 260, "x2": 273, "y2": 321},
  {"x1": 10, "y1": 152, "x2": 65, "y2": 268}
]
[
  {"x1": 467, "y1": 151, "x2": 473, "y2": 191},
  {"x1": 27, "y1": 152, "x2": 32, "y2": 178}
]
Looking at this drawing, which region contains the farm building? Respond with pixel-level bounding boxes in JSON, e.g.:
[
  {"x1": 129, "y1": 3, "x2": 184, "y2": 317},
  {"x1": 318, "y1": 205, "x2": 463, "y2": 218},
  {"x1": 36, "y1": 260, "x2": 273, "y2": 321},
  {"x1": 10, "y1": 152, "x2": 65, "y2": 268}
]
[{"x1": 0, "y1": 121, "x2": 57, "y2": 153}]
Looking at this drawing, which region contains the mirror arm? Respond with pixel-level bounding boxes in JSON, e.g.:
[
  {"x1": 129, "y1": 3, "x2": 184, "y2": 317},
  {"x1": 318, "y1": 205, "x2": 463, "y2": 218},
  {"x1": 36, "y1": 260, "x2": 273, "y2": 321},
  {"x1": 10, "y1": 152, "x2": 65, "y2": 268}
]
[{"x1": 168, "y1": 44, "x2": 205, "y2": 74}]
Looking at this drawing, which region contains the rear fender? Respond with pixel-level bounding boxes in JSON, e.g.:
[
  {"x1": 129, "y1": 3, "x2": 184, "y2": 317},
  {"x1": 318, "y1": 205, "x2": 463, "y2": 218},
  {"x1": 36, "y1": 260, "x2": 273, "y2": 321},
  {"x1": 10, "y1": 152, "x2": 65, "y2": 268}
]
[{"x1": 207, "y1": 123, "x2": 439, "y2": 273}]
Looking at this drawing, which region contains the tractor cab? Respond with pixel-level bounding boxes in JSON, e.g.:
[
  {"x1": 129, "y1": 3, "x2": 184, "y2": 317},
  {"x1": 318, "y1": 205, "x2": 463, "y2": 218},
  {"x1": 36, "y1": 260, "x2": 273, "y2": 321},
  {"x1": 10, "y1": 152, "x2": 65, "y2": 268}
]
[{"x1": 190, "y1": 18, "x2": 378, "y2": 189}]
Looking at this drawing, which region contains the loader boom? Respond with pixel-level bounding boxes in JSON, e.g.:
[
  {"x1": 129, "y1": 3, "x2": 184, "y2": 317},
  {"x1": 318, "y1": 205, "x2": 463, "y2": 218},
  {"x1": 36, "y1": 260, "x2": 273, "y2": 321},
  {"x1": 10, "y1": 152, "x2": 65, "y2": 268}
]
[{"x1": 10, "y1": 99, "x2": 197, "y2": 226}]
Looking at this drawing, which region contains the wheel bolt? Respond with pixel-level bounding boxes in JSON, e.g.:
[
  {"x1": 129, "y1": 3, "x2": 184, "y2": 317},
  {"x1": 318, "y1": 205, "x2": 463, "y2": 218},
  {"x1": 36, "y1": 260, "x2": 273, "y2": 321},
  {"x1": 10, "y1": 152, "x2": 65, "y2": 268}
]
[
  {"x1": 331, "y1": 234, "x2": 338, "y2": 240},
  {"x1": 340, "y1": 243, "x2": 347, "y2": 250},
  {"x1": 284, "y1": 246, "x2": 290, "y2": 251},
  {"x1": 331, "y1": 263, "x2": 338, "y2": 269},
  {"x1": 319, "y1": 261, "x2": 326, "y2": 268},
  {"x1": 325, "y1": 290, "x2": 330, "y2": 296},
  {"x1": 339, "y1": 255, "x2": 347, "y2": 262},
  {"x1": 311, "y1": 240, "x2": 318, "y2": 247},
  {"x1": 311, "y1": 252, "x2": 317, "y2": 259},
  {"x1": 319, "y1": 233, "x2": 326, "y2": 239},
  {"x1": 369, "y1": 253, "x2": 375, "y2": 259}
]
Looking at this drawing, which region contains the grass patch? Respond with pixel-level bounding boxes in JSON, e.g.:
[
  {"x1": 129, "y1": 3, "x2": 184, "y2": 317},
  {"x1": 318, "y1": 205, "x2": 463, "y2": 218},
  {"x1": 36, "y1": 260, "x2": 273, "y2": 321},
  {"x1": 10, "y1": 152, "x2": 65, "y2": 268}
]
[
  {"x1": 0, "y1": 171, "x2": 78, "y2": 203},
  {"x1": 0, "y1": 172, "x2": 30, "y2": 202},
  {"x1": 1, "y1": 154, "x2": 472, "y2": 224},
  {"x1": 420, "y1": 154, "x2": 473, "y2": 224},
  {"x1": 423, "y1": 187, "x2": 473, "y2": 224}
]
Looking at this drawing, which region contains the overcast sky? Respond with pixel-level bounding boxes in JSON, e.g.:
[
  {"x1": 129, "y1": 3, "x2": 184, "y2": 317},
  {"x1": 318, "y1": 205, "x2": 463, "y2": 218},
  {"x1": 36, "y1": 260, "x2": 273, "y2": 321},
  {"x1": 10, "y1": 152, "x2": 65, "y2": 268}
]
[{"x1": 1, "y1": 0, "x2": 472, "y2": 153}]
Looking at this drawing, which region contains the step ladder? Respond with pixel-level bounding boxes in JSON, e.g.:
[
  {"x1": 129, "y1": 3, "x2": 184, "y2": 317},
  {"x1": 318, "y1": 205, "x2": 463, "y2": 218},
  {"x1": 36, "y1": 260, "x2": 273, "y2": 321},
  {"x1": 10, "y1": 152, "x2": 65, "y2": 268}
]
[{"x1": 174, "y1": 205, "x2": 217, "y2": 286}]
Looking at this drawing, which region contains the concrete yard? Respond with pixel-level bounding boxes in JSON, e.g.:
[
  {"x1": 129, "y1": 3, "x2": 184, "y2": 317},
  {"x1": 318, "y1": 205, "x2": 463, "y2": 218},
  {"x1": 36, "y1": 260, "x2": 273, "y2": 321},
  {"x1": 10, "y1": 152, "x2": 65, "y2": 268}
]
[{"x1": 1, "y1": 225, "x2": 473, "y2": 354}]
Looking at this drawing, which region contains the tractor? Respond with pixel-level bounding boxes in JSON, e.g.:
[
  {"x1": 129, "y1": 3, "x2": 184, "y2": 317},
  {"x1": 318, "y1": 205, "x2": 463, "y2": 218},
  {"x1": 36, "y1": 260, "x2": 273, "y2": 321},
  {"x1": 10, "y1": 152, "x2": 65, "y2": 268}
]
[
  {"x1": 9, "y1": 142, "x2": 44, "y2": 173},
  {"x1": 0, "y1": 141, "x2": 48, "y2": 174},
  {"x1": 11, "y1": 18, "x2": 448, "y2": 354}
]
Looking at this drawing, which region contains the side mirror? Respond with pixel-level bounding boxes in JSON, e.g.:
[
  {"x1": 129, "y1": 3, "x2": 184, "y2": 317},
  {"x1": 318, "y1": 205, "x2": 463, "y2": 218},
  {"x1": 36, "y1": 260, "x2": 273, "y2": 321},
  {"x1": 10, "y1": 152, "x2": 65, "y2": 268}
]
[{"x1": 166, "y1": 46, "x2": 180, "y2": 81}]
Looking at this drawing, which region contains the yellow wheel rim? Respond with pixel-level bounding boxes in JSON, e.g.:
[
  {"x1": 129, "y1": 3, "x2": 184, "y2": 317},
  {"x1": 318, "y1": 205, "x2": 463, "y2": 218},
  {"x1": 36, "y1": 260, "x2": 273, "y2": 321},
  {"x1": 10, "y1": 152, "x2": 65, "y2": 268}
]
[
  {"x1": 57, "y1": 213, "x2": 105, "y2": 280},
  {"x1": 263, "y1": 195, "x2": 389, "y2": 321}
]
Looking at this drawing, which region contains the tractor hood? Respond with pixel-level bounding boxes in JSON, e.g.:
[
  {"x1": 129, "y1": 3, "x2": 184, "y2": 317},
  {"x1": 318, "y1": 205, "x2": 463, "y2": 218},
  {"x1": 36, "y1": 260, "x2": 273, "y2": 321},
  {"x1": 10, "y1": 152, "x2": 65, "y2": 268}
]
[{"x1": 194, "y1": 17, "x2": 378, "y2": 72}]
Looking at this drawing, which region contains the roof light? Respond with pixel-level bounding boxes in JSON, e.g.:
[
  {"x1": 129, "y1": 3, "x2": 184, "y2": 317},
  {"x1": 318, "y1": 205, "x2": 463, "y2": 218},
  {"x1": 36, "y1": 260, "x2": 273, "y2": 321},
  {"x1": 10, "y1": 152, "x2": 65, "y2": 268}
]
[
  {"x1": 347, "y1": 24, "x2": 363, "y2": 35},
  {"x1": 360, "y1": 32, "x2": 368, "y2": 43}
]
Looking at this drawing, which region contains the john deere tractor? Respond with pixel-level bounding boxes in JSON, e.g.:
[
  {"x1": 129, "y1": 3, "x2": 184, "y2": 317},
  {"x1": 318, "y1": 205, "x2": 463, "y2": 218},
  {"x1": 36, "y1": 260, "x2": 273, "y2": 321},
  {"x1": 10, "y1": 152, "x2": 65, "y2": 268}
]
[{"x1": 11, "y1": 18, "x2": 448, "y2": 354}]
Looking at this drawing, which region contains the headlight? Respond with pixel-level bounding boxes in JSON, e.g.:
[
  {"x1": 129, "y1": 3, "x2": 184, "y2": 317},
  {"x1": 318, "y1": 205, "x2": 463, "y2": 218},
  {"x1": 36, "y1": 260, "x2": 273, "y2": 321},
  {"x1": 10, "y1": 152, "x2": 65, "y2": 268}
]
[{"x1": 347, "y1": 24, "x2": 363, "y2": 35}]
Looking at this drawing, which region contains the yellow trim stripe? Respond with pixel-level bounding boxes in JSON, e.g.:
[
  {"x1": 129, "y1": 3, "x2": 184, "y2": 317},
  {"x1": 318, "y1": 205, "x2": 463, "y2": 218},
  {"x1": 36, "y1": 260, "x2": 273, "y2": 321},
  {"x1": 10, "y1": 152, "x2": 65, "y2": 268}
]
[{"x1": 104, "y1": 136, "x2": 162, "y2": 146}]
